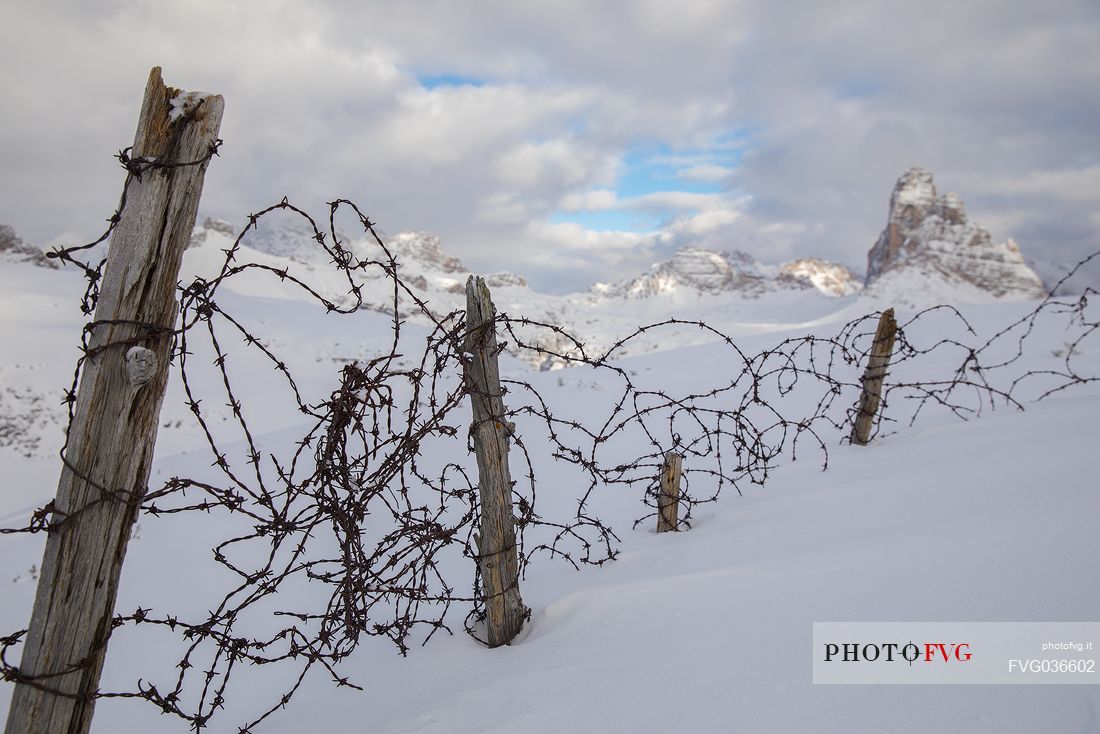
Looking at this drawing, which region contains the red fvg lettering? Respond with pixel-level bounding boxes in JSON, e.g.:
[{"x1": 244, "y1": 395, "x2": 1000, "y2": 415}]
[{"x1": 924, "y1": 643, "x2": 971, "y2": 662}]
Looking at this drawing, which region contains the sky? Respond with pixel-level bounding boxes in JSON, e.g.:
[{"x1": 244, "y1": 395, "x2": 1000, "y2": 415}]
[{"x1": 1, "y1": 0, "x2": 1098, "y2": 293}]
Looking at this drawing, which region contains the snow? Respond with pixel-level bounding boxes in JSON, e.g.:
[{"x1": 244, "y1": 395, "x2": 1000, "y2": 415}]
[
  {"x1": 891, "y1": 167, "x2": 937, "y2": 210},
  {"x1": 779, "y1": 258, "x2": 863, "y2": 296},
  {"x1": 0, "y1": 248, "x2": 1098, "y2": 732},
  {"x1": 264, "y1": 397, "x2": 1100, "y2": 734},
  {"x1": 168, "y1": 90, "x2": 213, "y2": 123},
  {"x1": 598, "y1": 246, "x2": 859, "y2": 300}
]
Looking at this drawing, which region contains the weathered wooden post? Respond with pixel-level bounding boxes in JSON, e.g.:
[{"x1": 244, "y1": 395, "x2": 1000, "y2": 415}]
[
  {"x1": 850, "y1": 308, "x2": 898, "y2": 446},
  {"x1": 463, "y1": 276, "x2": 528, "y2": 647},
  {"x1": 656, "y1": 451, "x2": 683, "y2": 533},
  {"x1": 5, "y1": 68, "x2": 223, "y2": 734}
]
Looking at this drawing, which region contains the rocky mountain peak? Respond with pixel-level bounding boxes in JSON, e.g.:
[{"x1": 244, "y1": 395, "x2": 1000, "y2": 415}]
[
  {"x1": 592, "y1": 246, "x2": 763, "y2": 299},
  {"x1": 484, "y1": 272, "x2": 527, "y2": 289},
  {"x1": 385, "y1": 232, "x2": 466, "y2": 273},
  {"x1": 890, "y1": 167, "x2": 937, "y2": 215},
  {"x1": 593, "y1": 245, "x2": 860, "y2": 300},
  {"x1": 668, "y1": 247, "x2": 763, "y2": 293},
  {"x1": 865, "y1": 168, "x2": 1046, "y2": 300},
  {"x1": 935, "y1": 191, "x2": 966, "y2": 225},
  {"x1": 240, "y1": 216, "x2": 352, "y2": 262},
  {"x1": 778, "y1": 258, "x2": 862, "y2": 297},
  {"x1": 0, "y1": 224, "x2": 57, "y2": 269}
]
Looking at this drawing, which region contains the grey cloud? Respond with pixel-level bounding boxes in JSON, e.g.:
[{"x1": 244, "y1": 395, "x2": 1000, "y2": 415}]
[
  {"x1": 0, "y1": 0, "x2": 1097, "y2": 293},
  {"x1": 714, "y1": 0, "x2": 1100, "y2": 279}
]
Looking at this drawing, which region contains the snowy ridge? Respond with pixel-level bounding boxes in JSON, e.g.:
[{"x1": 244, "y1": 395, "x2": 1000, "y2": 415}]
[{"x1": 591, "y1": 246, "x2": 861, "y2": 299}]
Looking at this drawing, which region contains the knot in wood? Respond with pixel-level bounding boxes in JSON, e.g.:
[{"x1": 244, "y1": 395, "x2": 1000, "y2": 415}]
[{"x1": 125, "y1": 346, "x2": 158, "y2": 387}]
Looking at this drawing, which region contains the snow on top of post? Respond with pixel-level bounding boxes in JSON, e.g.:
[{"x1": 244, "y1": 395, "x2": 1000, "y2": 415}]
[{"x1": 169, "y1": 90, "x2": 214, "y2": 123}]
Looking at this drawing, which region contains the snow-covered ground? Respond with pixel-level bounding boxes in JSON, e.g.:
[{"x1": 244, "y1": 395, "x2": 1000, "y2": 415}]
[{"x1": 0, "y1": 254, "x2": 1097, "y2": 733}]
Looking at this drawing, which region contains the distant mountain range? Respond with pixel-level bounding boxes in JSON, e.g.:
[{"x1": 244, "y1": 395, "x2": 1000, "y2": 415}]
[
  {"x1": 590, "y1": 247, "x2": 861, "y2": 300},
  {"x1": 2, "y1": 168, "x2": 1059, "y2": 367}
]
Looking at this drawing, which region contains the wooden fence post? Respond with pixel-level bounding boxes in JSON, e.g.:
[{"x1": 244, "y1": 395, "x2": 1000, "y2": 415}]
[
  {"x1": 463, "y1": 276, "x2": 528, "y2": 647},
  {"x1": 850, "y1": 308, "x2": 898, "y2": 446},
  {"x1": 656, "y1": 452, "x2": 683, "y2": 533},
  {"x1": 5, "y1": 67, "x2": 223, "y2": 734}
]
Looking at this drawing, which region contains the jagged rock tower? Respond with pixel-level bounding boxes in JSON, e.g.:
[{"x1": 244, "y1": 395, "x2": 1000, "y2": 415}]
[{"x1": 865, "y1": 168, "x2": 1047, "y2": 300}]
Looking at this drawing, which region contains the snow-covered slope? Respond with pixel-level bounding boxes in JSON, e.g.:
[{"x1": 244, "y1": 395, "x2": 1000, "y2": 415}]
[
  {"x1": 0, "y1": 255, "x2": 1097, "y2": 732},
  {"x1": 263, "y1": 396, "x2": 1100, "y2": 734},
  {"x1": 864, "y1": 168, "x2": 1048, "y2": 305}
]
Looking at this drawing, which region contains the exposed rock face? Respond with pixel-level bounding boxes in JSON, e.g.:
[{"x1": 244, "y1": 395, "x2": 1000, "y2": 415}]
[
  {"x1": 865, "y1": 168, "x2": 1047, "y2": 300},
  {"x1": 239, "y1": 216, "x2": 350, "y2": 262},
  {"x1": 385, "y1": 234, "x2": 523, "y2": 289},
  {"x1": 603, "y1": 247, "x2": 767, "y2": 297},
  {"x1": 593, "y1": 246, "x2": 860, "y2": 299},
  {"x1": 485, "y1": 272, "x2": 527, "y2": 289},
  {"x1": 386, "y1": 232, "x2": 465, "y2": 273},
  {"x1": 0, "y1": 225, "x2": 57, "y2": 269}
]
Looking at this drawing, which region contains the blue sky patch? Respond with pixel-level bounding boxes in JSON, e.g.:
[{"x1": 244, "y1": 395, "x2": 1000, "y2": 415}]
[
  {"x1": 549, "y1": 208, "x2": 664, "y2": 233},
  {"x1": 617, "y1": 148, "x2": 724, "y2": 197},
  {"x1": 549, "y1": 139, "x2": 743, "y2": 232},
  {"x1": 417, "y1": 73, "x2": 487, "y2": 89}
]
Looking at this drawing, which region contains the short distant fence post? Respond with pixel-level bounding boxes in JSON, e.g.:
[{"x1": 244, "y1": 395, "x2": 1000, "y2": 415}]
[
  {"x1": 463, "y1": 275, "x2": 528, "y2": 647},
  {"x1": 851, "y1": 307, "x2": 898, "y2": 446},
  {"x1": 656, "y1": 451, "x2": 683, "y2": 533},
  {"x1": 5, "y1": 67, "x2": 223, "y2": 734}
]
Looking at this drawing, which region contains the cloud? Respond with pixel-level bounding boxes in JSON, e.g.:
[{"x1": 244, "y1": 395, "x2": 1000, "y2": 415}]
[
  {"x1": 559, "y1": 190, "x2": 621, "y2": 212},
  {"x1": 0, "y1": 0, "x2": 1096, "y2": 293},
  {"x1": 668, "y1": 206, "x2": 746, "y2": 238},
  {"x1": 632, "y1": 191, "x2": 725, "y2": 211},
  {"x1": 676, "y1": 164, "x2": 734, "y2": 182},
  {"x1": 718, "y1": 0, "x2": 1100, "y2": 273}
]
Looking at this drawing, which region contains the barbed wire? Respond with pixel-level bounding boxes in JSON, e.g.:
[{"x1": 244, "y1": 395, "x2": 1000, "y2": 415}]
[{"x1": 1, "y1": 147, "x2": 1097, "y2": 729}]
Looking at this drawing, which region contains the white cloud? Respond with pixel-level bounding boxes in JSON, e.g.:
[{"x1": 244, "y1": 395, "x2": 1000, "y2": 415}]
[
  {"x1": 632, "y1": 191, "x2": 725, "y2": 211},
  {"x1": 559, "y1": 190, "x2": 620, "y2": 212},
  {"x1": 961, "y1": 166, "x2": 1100, "y2": 202},
  {"x1": 668, "y1": 206, "x2": 745, "y2": 237},
  {"x1": 676, "y1": 164, "x2": 734, "y2": 182},
  {"x1": 491, "y1": 139, "x2": 614, "y2": 192}
]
